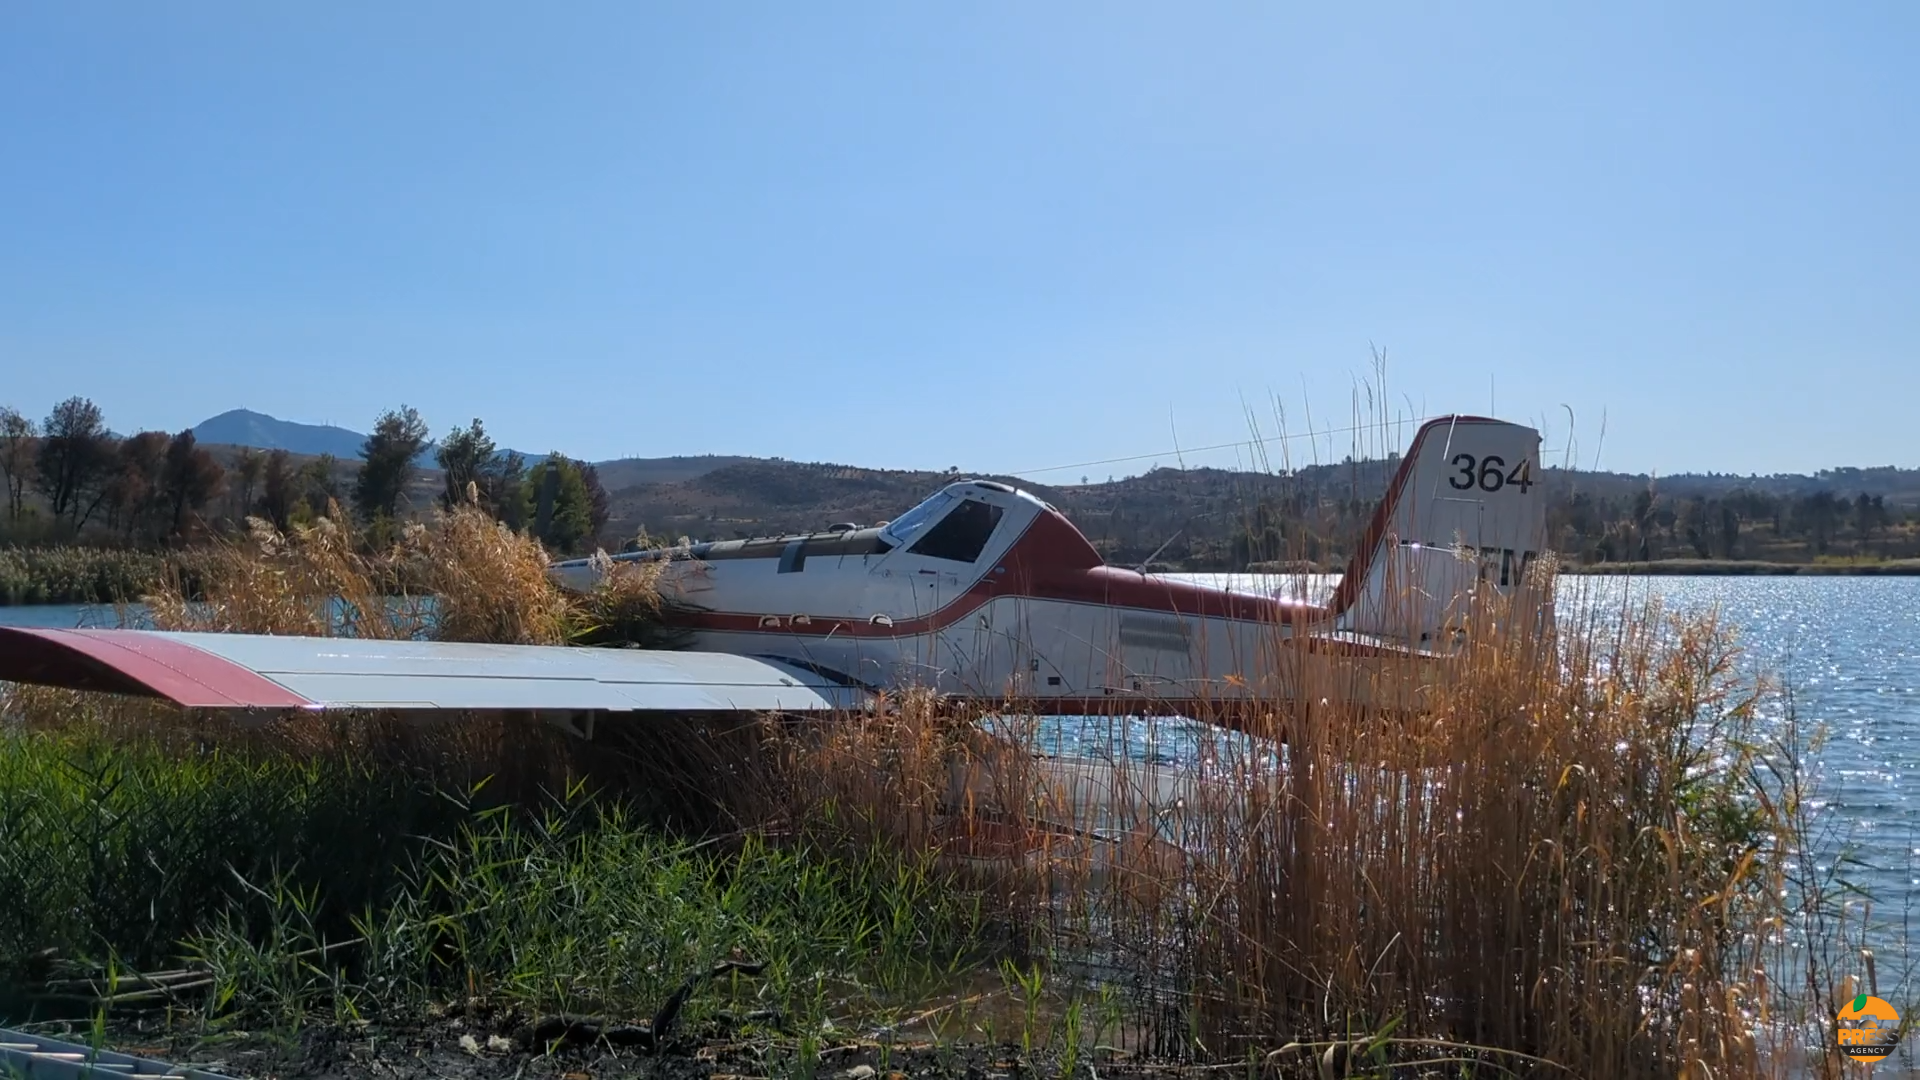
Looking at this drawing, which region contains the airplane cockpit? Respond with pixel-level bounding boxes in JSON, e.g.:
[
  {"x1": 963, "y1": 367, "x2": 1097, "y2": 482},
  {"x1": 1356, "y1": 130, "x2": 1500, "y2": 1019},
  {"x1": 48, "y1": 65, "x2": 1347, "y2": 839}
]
[
  {"x1": 879, "y1": 481, "x2": 1039, "y2": 566},
  {"x1": 878, "y1": 489, "x2": 955, "y2": 546}
]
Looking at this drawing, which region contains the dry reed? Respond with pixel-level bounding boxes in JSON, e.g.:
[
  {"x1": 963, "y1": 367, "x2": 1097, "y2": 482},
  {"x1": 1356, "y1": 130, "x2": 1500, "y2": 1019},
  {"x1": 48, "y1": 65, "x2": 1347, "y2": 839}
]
[{"x1": 762, "y1": 562, "x2": 1882, "y2": 1077}]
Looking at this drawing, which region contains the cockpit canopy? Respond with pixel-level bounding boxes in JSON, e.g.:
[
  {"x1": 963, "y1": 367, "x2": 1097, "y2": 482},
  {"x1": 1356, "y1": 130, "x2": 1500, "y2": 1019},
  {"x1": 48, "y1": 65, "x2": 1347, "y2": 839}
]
[
  {"x1": 881, "y1": 482, "x2": 1025, "y2": 564},
  {"x1": 879, "y1": 489, "x2": 954, "y2": 546}
]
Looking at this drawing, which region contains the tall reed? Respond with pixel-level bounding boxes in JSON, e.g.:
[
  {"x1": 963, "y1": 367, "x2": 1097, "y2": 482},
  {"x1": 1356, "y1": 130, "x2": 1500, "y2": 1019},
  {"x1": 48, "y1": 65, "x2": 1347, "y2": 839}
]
[{"x1": 763, "y1": 565, "x2": 1885, "y2": 1077}]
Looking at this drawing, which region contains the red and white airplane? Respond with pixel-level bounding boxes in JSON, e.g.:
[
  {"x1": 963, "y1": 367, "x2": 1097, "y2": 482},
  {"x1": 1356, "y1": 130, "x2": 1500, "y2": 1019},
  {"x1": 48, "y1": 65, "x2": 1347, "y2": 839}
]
[{"x1": 0, "y1": 416, "x2": 1547, "y2": 730}]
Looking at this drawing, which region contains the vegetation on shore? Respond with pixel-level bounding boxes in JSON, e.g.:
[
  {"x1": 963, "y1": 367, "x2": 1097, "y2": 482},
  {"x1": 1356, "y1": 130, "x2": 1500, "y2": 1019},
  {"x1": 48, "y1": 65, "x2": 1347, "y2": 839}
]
[
  {"x1": 0, "y1": 546, "x2": 170, "y2": 605},
  {"x1": 11, "y1": 395, "x2": 1920, "y2": 585},
  {"x1": 0, "y1": 398, "x2": 610, "y2": 563},
  {"x1": 0, "y1": 500, "x2": 1910, "y2": 1077}
]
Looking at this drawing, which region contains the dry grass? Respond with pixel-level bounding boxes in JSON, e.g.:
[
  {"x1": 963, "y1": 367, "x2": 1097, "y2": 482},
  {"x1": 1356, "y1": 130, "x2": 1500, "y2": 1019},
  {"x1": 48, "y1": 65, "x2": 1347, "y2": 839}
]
[
  {"x1": 757, "y1": 563, "x2": 1886, "y2": 1077},
  {"x1": 149, "y1": 494, "x2": 579, "y2": 644}
]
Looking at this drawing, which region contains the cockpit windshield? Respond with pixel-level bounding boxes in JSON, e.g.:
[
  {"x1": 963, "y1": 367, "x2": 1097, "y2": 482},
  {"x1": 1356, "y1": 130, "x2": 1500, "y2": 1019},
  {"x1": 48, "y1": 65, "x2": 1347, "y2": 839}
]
[{"x1": 882, "y1": 490, "x2": 954, "y2": 545}]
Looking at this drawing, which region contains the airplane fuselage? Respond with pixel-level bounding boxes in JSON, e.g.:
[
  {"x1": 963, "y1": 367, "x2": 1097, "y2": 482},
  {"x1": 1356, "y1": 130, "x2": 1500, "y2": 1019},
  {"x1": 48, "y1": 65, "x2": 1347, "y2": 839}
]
[
  {"x1": 554, "y1": 483, "x2": 1416, "y2": 714},
  {"x1": 549, "y1": 417, "x2": 1549, "y2": 715}
]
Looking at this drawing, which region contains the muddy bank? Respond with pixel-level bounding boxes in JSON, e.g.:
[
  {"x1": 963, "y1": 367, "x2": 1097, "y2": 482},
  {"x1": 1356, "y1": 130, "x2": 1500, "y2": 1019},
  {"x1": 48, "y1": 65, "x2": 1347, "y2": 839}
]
[{"x1": 41, "y1": 1012, "x2": 1209, "y2": 1080}]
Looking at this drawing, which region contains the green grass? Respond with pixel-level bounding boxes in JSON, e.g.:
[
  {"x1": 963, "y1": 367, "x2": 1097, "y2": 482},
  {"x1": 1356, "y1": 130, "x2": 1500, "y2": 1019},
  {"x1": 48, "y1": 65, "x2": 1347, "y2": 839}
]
[
  {"x1": 0, "y1": 730, "x2": 988, "y2": 1038},
  {"x1": 0, "y1": 731, "x2": 471, "y2": 998}
]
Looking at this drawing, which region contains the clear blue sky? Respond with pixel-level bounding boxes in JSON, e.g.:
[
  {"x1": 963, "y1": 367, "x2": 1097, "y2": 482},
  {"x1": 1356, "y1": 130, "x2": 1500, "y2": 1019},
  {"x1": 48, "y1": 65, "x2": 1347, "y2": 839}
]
[{"x1": 2, "y1": 2, "x2": 1914, "y2": 481}]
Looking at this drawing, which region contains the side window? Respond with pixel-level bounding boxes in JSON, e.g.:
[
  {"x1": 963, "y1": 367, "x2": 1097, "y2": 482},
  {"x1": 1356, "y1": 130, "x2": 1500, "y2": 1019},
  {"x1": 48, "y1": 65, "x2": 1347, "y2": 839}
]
[{"x1": 908, "y1": 499, "x2": 1003, "y2": 563}]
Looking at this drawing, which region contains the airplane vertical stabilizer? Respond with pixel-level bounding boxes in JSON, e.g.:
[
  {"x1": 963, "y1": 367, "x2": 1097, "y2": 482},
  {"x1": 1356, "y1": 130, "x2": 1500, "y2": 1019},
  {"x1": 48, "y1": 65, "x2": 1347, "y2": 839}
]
[{"x1": 1333, "y1": 416, "x2": 1548, "y2": 642}]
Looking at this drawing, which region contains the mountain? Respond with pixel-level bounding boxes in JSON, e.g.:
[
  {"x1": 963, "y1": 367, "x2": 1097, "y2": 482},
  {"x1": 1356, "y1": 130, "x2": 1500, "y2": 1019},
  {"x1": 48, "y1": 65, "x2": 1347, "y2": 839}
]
[
  {"x1": 191, "y1": 409, "x2": 552, "y2": 464},
  {"x1": 189, "y1": 410, "x2": 758, "y2": 486},
  {"x1": 192, "y1": 409, "x2": 371, "y2": 459}
]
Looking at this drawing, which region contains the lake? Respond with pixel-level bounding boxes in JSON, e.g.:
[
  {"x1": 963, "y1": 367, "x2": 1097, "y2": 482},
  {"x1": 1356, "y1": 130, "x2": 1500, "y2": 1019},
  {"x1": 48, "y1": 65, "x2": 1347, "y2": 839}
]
[{"x1": 4, "y1": 576, "x2": 1917, "y2": 949}]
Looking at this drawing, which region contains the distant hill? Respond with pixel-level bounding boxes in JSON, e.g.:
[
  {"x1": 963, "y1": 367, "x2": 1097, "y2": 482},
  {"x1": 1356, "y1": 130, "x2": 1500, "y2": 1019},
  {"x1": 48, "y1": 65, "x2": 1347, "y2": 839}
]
[
  {"x1": 192, "y1": 409, "x2": 370, "y2": 459},
  {"x1": 171, "y1": 409, "x2": 1920, "y2": 568},
  {"x1": 601, "y1": 457, "x2": 1384, "y2": 567},
  {"x1": 591, "y1": 455, "x2": 758, "y2": 489},
  {"x1": 189, "y1": 410, "x2": 754, "y2": 486},
  {"x1": 191, "y1": 409, "x2": 552, "y2": 465},
  {"x1": 600, "y1": 455, "x2": 1920, "y2": 569}
]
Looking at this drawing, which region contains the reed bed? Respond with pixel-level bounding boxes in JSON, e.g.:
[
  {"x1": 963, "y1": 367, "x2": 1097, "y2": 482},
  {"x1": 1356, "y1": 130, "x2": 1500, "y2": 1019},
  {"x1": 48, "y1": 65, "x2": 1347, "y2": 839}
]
[
  {"x1": 0, "y1": 546, "x2": 168, "y2": 605},
  {"x1": 145, "y1": 496, "x2": 678, "y2": 647},
  {"x1": 0, "y1": 501, "x2": 1904, "y2": 1078},
  {"x1": 765, "y1": 568, "x2": 1909, "y2": 1077}
]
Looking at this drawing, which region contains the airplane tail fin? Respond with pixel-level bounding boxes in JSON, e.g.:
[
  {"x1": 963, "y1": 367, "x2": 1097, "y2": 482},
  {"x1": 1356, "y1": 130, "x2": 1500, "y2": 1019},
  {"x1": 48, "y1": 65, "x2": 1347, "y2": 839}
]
[{"x1": 1331, "y1": 416, "x2": 1550, "y2": 643}]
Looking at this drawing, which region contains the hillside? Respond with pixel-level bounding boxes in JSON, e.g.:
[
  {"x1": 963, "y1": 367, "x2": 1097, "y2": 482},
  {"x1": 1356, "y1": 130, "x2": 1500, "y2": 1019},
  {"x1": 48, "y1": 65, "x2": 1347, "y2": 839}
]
[
  {"x1": 191, "y1": 410, "x2": 373, "y2": 460},
  {"x1": 95, "y1": 441, "x2": 1920, "y2": 570},
  {"x1": 599, "y1": 455, "x2": 1920, "y2": 570},
  {"x1": 608, "y1": 455, "x2": 1401, "y2": 568},
  {"x1": 590, "y1": 455, "x2": 758, "y2": 490}
]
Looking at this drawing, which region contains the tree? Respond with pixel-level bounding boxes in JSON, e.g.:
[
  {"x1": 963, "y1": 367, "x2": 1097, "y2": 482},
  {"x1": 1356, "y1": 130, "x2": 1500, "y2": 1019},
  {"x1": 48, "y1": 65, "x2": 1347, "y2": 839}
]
[
  {"x1": 1855, "y1": 492, "x2": 1887, "y2": 547},
  {"x1": 431, "y1": 420, "x2": 534, "y2": 528},
  {"x1": 526, "y1": 453, "x2": 594, "y2": 553},
  {"x1": 577, "y1": 460, "x2": 610, "y2": 542},
  {"x1": 300, "y1": 455, "x2": 345, "y2": 520},
  {"x1": 258, "y1": 450, "x2": 295, "y2": 532},
  {"x1": 231, "y1": 447, "x2": 265, "y2": 522},
  {"x1": 1679, "y1": 496, "x2": 1713, "y2": 559},
  {"x1": 161, "y1": 429, "x2": 225, "y2": 539},
  {"x1": 105, "y1": 431, "x2": 170, "y2": 540},
  {"x1": 1792, "y1": 492, "x2": 1840, "y2": 554},
  {"x1": 0, "y1": 406, "x2": 35, "y2": 521},
  {"x1": 483, "y1": 451, "x2": 531, "y2": 530},
  {"x1": 34, "y1": 396, "x2": 115, "y2": 526},
  {"x1": 435, "y1": 418, "x2": 496, "y2": 510},
  {"x1": 353, "y1": 405, "x2": 429, "y2": 523}
]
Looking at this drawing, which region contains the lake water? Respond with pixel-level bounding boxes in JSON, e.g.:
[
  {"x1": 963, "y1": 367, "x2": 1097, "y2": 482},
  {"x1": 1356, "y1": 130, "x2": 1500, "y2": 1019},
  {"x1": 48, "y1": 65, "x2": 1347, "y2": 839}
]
[{"x1": 5, "y1": 577, "x2": 1917, "y2": 957}]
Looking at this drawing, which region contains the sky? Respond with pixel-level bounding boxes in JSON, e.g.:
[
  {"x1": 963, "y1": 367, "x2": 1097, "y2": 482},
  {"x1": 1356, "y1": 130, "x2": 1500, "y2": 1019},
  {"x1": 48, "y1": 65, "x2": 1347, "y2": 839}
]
[{"x1": 1, "y1": 2, "x2": 1915, "y2": 481}]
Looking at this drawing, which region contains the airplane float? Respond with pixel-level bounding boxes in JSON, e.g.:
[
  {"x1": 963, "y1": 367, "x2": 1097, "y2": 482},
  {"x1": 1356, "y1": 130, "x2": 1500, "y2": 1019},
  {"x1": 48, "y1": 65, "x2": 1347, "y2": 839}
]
[{"x1": 0, "y1": 416, "x2": 1549, "y2": 736}]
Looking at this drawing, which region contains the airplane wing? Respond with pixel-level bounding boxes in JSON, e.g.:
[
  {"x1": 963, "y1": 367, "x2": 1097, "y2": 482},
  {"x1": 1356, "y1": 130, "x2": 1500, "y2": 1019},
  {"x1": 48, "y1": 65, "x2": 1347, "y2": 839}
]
[{"x1": 0, "y1": 627, "x2": 867, "y2": 714}]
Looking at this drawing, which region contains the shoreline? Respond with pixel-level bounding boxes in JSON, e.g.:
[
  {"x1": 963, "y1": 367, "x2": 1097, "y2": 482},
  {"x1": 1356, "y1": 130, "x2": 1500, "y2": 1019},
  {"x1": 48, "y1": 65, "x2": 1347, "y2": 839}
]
[{"x1": 8, "y1": 549, "x2": 1920, "y2": 610}]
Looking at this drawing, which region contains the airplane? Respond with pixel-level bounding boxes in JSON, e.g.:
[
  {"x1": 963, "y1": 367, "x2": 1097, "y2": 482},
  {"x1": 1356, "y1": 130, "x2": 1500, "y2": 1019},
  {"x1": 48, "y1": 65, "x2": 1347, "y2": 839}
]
[{"x1": 0, "y1": 415, "x2": 1549, "y2": 736}]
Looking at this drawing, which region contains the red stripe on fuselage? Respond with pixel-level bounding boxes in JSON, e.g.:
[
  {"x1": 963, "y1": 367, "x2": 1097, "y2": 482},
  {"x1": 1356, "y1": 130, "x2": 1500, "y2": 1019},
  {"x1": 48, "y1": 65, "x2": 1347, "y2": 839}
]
[{"x1": 0, "y1": 628, "x2": 313, "y2": 709}]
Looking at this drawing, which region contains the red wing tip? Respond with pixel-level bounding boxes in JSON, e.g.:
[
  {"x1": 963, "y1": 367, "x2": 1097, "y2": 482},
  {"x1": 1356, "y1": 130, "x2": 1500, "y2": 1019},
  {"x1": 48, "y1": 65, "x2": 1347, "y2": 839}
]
[{"x1": 0, "y1": 626, "x2": 312, "y2": 710}]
